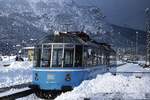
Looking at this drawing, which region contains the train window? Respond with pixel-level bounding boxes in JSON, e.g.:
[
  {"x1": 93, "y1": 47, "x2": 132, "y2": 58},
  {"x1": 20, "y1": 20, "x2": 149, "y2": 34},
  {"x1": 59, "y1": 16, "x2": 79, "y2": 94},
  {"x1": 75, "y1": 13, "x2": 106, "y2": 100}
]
[
  {"x1": 88, "y1": 48, "x2": 92, "y2": 56},
  {"x1": 64, "y1": 49, "x2": 74, "y2": 67},
  {"x1": 41, "y1": 45, "x2": 51, "y2": 67},
  {"x1": 98, "y1": 56, "x2": 102, "y2": 65},
  {"x1": 85, "y1": 48, "x2": 94, "y2": 66},
  {"x1": 41, "y1": 48, "x2": 51, "y2": 67},
  {"x1": 53, "y1": 44, "x2": 63, "y2": 48},
  {"x1": 52, "y1": 49, "x2": 62, "y2": 67},
  {"x1": 75, "y1": 45, "x2": 83, "y2": 67},
  {"x1": 33, "y1": 48, "x2": 41, "y2": 67},
  {"x1": 83, "y1": 50, "x2": 88, "y2": 67}
]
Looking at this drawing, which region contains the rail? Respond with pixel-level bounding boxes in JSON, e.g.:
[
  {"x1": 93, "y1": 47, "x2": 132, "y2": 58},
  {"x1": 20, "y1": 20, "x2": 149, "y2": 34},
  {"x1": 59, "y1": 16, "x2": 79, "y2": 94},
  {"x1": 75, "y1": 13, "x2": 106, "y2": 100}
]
[
  {"x1": 115, "y1": 71, "x2": 150, "y2": 77},
  {"x1": 117, "y1": 63, "x2": 127, "y2": 67},
  {"x1": 0, "y1": 82, "x2": 31, "y2": 93},
  {"x1": 0, "y1": 88, "x2": 33, "y2": 100},
  {"x1": 0, "y1": 83, "x2": 33, "y2": 100}
]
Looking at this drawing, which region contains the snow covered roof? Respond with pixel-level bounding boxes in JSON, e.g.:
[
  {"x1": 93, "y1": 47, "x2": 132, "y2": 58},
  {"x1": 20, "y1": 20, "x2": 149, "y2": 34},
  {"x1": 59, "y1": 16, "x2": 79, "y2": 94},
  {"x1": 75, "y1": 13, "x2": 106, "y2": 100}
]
[{"x1": 22, "y1": 47, "x2": 35, "y2": 50}]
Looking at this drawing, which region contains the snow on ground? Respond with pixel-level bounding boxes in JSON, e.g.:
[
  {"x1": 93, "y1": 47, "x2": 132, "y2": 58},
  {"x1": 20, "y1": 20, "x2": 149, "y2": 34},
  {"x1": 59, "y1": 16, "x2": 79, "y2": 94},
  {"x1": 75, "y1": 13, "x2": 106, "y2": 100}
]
[
  {"x1": 17, "y1": 94, "x2": 43, "y2": 100},
  {"x1": 138, "y1": 61, "x2": 146, "y2": 64},
  {"x1": 116, "y1": 63, "x2": 150, "y2": 72},
  {"x1": 116, "y1": 60, "x2": 125, "y2": 65},
  {"x1": 55, "y1": 73, "x2": 150, "y2": 100},
  {"x1": 55, "y1": 63, "x2": 150, "y2": 100},
  {"x1": 0, "y1": 61, "x2": 32, "y2": 88}
]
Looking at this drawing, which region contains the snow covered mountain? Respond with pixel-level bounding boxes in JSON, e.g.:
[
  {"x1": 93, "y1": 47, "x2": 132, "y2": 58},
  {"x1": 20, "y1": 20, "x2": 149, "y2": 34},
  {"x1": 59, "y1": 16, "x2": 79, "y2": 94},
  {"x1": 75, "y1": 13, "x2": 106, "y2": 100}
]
[
  {"x1": 0, "y1": 0, "x2": 146, "y2": 54},
  {"x1": 0, "y1": 0, "x2": 106, "y2": 32}
]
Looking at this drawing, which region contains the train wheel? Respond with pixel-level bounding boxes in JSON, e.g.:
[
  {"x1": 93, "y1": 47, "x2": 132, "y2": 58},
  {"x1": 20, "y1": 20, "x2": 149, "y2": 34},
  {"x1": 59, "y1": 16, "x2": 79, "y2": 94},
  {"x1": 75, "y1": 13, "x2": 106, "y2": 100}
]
[{"x1": 34, "y1": 89, "x2": 62, "y2": 99}]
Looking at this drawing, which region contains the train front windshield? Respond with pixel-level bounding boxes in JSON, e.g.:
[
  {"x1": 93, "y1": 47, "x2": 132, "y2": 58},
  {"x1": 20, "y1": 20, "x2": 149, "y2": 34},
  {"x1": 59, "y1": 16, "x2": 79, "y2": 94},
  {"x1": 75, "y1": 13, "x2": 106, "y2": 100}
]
[{"x1": 33, "y1": 44, "x2": 76, "y2": 68}]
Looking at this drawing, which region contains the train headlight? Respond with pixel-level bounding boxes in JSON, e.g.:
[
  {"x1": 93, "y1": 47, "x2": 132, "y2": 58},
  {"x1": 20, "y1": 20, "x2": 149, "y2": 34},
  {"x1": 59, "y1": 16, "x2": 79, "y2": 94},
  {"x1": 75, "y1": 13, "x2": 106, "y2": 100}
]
[
  {"x1": 65, "y1": 73, "x2": 71, "y2": 81},
  {"x1": 35, "y1": 73, "x2": 39, "y2": 81},
  {"x1": 47, "y1": 74, "x2": 55, "y2": 82}
]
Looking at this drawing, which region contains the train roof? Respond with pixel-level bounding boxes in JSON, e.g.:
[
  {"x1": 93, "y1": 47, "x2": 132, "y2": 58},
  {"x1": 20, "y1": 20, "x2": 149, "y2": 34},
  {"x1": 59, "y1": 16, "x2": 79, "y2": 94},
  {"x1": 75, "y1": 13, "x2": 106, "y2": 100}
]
[
  {"x1": 37, "y1": 31, "x2": 116, "y2": 53},
  {"x1": 38, "y1": 32, "x2": 87, "y2": 45}
]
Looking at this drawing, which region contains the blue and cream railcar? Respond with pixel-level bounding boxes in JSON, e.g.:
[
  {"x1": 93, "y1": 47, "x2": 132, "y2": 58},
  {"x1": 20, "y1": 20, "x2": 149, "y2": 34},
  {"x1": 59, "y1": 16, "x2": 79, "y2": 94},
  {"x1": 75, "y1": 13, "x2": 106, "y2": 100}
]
[{"x1": 32, "y1": 32, "x2": 116, "y2": 97}]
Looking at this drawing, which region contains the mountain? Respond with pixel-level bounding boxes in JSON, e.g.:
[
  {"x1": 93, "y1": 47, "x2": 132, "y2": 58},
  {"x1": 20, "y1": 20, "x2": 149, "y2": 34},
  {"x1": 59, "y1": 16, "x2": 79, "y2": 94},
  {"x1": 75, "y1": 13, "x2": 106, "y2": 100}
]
[
  {"x1": 0, "y1": 0, "x2": 147, "y2": 55},
  {"x1": 92, "y1": 24, "x2": 146, "y2": 54},
  {"x1": 76, "y1": 0, "x2": 150, "y2": 30}
]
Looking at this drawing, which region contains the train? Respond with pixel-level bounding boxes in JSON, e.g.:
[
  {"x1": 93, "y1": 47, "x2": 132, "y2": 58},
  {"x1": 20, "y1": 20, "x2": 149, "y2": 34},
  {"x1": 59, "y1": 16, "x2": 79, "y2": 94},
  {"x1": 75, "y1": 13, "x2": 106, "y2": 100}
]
[{"x1": 31, "y1": 31, "x2": 116, "y2": 98}]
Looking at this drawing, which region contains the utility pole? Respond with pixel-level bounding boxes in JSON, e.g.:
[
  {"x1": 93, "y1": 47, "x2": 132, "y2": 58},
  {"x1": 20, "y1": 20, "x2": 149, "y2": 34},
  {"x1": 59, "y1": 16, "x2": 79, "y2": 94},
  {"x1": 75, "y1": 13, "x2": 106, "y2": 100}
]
[
  {"x1": 145, "y1": 8, "x2": 150, "y2": 65},
  {"x1": 136, "y1": 31, "x2": 138, "y2": 60},
  {"x1": 131, "y1": 41, "x2": 134, "y2": 61}
]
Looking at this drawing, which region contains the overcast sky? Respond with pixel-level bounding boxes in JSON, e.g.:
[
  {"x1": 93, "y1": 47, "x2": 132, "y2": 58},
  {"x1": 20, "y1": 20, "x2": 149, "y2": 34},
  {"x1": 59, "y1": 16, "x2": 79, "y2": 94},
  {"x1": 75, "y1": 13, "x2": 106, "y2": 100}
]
[{"x1": 76, "y1": 0, "x2": 150, "y2": 30}]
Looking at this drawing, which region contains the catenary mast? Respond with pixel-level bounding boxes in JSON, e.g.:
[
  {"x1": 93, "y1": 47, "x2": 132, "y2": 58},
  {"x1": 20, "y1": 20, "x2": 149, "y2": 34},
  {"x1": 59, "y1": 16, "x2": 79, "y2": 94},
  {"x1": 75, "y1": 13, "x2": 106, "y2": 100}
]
[{"x1": 145, "y1": 8, "x2": 150, "y2": 65}]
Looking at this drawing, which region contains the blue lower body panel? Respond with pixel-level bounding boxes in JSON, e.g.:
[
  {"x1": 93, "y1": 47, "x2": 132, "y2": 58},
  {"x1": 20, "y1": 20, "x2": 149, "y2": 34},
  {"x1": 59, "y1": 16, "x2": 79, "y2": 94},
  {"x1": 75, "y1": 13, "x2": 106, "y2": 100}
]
[{"x1": 32, "y1": 66, "x2": 107, "y2": 90}]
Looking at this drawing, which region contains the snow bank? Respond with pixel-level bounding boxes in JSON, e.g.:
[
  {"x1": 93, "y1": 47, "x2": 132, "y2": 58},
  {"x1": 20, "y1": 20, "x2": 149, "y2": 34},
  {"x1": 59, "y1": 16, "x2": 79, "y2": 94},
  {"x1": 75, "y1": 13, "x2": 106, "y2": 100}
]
[
  {"x1": 0, "y1": 61, "x2": 32, "y2": 88},
  {"x1": 55, "y1": 73, "x2": 150, "y2": 100}
]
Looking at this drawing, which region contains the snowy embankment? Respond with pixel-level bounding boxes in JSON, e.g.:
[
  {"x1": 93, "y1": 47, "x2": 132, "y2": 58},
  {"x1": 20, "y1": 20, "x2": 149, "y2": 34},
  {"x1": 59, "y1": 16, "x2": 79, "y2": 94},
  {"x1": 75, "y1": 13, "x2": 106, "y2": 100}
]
[
  {"x1": 55, "y1": 73, "x2": 150, "y2": 100},
  {"x1": 0, "y1": 61, "x2": 32, "y2": 88},
  {"x1": 55, "y1": 63, "x2": 150, "y2": 100}
]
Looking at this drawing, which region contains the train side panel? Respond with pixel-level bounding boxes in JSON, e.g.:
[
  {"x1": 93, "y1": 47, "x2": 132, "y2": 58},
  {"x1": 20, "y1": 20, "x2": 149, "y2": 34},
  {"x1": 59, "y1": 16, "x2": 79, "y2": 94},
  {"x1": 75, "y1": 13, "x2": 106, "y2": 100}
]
[{"x1": 32, "y1": 65, "x2": 108, "y2": 90}]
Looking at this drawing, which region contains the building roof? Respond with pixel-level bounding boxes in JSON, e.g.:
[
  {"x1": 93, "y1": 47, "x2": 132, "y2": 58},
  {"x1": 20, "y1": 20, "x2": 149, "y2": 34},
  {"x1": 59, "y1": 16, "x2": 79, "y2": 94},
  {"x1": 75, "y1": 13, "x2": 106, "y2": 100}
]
[{"x1": 22, "y1": 47, "x2": 35, "y2": 50}]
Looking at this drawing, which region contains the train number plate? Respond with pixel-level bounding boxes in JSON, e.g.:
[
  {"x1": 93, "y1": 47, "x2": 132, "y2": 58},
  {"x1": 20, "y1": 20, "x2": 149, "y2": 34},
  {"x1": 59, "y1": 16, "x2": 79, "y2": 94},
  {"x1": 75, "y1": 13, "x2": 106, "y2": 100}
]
[{"x1": 47, "y1": 74, "x2": 55, "y2": 81}]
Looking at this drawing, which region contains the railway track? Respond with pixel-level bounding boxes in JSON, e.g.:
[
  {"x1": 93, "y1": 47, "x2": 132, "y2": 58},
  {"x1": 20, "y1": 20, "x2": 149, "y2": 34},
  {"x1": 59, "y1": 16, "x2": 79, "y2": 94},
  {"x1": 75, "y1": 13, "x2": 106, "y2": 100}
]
[
  {"x1": 115, "y1": 71, "x2": 150, "y2": 78},
  {"x1": 117, "y1": 63, "x2": 127, "y2": 67},
  {"x1": 115, "y1": 63, "x2": 150, "y2": 76},
  {"x1": 0, "y1": 83, "x2": 34, "y2": 100},
  {"x1": 0, "y1": 87, "x2": 33, "y2": 100},
  {"x1": 0, "y1": 82, "x2": 31, "y2": 93},
  {"x1": 0, "y1": 83, "x2": 60, "y2": 100}
]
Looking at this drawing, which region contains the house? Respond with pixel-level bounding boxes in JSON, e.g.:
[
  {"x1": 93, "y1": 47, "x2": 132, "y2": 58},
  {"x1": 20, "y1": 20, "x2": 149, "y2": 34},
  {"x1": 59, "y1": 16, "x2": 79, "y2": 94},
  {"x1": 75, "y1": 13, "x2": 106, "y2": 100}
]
[{"x1": 21, "y1": 47, "x2": 34, "y2": 61}]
